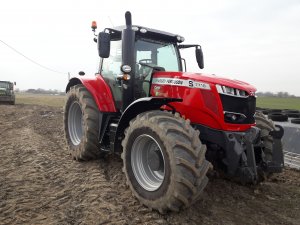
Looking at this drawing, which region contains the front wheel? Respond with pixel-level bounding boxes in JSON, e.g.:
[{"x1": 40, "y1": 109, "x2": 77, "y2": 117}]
[
  {"x1": 64, "y1": 84, "x2": 103, "y2": 160},
  {"x1": 121, "y1": 110, "x2": 211, "y2": 213}
]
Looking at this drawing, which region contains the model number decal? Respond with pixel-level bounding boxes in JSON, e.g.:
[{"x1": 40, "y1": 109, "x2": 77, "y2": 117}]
[{"x1": 152, "y1": 78, "x2": 211, "y2": 90}]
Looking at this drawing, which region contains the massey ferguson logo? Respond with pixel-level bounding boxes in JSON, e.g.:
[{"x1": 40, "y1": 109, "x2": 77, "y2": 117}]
[{"x1": 152, "y1": 78, "x2": 211, "y2": 90}]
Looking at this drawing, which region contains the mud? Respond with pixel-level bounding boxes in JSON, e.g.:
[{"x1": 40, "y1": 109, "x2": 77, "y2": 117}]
[{"x1": 0, "y1": 104, "x2": 299, "y2": 225}]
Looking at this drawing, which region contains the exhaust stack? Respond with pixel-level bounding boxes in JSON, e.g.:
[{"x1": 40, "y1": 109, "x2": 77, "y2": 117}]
[{"x1": 121, "y1": 11, "x2": 135, "y2": 112}]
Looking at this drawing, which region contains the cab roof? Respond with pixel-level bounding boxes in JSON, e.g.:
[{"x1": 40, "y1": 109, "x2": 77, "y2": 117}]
[{"x1": 106, "y1": 25, "x2": 184, "y2": 43}]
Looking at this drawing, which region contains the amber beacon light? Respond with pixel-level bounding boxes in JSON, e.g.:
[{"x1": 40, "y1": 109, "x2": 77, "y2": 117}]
[{"x1": 91, "y1": 21, "x2": 97, "y2": 31}]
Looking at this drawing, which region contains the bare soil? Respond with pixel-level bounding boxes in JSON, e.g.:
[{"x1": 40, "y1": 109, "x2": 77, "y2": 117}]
[{"x1": 1, "y1": 104, "x2": 300, "y2": 225}]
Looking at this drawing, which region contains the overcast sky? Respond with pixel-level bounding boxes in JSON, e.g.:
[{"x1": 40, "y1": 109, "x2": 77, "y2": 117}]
[{"x1": 1, "y1": 0, "x2": 300, "y2": 96}]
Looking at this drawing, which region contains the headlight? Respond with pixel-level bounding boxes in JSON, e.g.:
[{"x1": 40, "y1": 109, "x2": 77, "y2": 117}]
[
  {"x1": 176, "y1": 35, "x2": 185, "y2": 43},
  {"x1": 216, "y1": 84, "x2": 248, "y2": 97},
  {"x1": 140, "y1": 28, "x2": 147, "y2": 33},
  {"x1": 132, "y1": 26, "x2": 139, "y2": 31},
  {"x1": 121, "y1": 65, "x2": 132, "y2": 73},
  {"x1": 224, "y1": 111, "x2": 247, "y2": 123}
]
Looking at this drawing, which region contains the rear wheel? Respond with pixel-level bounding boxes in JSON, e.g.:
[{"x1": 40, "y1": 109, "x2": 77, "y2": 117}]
[
  {"x1": 122, "y1": 110, "x2": 211, "y2": 213},
  {"x1": 64, "y1": 84, "x2": 102, "y2": 160}
]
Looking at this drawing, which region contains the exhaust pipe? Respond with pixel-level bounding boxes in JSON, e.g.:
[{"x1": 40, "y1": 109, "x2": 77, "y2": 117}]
[
  {"x1": 121, "y1": 11, "x2": 135, "y2": 112},
  {"x1": 125, "y1": 11, "x2": 132, "y2": 28}
]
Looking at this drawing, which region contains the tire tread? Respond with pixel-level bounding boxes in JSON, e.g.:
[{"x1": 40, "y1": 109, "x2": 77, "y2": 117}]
[
  {"x1": 64, "y1": 84, "x2": 103, "y2": 161},
  {"x1": 121, "y1": 110, "x2": 211, "y2": 212}
]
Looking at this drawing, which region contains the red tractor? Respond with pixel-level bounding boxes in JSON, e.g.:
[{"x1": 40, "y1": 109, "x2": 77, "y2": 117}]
[{"x1": 64, "y1": 12, "x2": 284, "y2": 213}]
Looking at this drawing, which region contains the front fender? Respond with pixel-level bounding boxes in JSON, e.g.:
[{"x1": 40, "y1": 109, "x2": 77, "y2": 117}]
[
  {"x1": 66, "y1": 76, "x2": 117, "y2": 112},
  {"x1": 113, "y1": 97, "x2": 182, "y2": 152}
]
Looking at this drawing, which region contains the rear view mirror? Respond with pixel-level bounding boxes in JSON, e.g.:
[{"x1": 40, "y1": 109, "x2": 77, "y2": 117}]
[
  {"x1": 196, "y1": 47, "x2": 204, "y2": 69},
  {"x1": 98, "y1": 32, "x2": 111, "y2": 58}
]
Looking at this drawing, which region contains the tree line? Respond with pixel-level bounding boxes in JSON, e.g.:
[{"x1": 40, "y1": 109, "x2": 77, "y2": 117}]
[
  {"x1": 15, "y1": 88, "x2": 65, "y2": 95},
  {"x1": 256, "y1": 91, "x2": 297, "y2": 98}
]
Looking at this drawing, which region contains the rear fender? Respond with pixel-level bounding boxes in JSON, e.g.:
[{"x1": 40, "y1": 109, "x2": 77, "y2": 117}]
[
  {"x1": 113, "y1": 97, "x2": 182, "y2": 152},
  {"x1": 66, "y1": 76, "x2": 117, "y2": 112}
]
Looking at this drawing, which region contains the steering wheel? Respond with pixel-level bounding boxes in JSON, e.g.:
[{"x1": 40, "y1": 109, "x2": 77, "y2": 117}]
[
  {"x1": 138, "y1": 59, "x2": 165, "y2": 79},
  {"x1": 138, "y1": 59, "x2": 155, "y2": 79},
  {"x1": 138, "y1": 59, "x2": 154, "y2": 67}
]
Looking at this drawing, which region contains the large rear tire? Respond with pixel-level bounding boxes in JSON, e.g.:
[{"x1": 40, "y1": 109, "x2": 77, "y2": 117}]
[
  {"x1": 64, "y1": 84, "x2": 102, "y2": 160},
  {"x1": 121, "y1": 110, "x2": 211, "y2": 213}
]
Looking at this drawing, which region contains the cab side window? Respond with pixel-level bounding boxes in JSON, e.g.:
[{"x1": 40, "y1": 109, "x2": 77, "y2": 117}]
[{"x1": 157, "y1": 44, "x2": 179, "y2": 71}]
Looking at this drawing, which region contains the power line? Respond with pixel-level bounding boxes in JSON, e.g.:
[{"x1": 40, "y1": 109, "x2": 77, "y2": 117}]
[{"x1": 0, "y1": 39, "x2": 66, "y2": 75}]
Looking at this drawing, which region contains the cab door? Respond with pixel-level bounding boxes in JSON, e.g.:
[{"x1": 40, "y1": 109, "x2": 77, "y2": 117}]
[{"x1": 100, "y1": 39, "x2": 123, "y2": 110}]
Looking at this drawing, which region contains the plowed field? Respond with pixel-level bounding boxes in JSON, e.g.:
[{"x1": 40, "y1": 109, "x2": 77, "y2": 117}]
[{"x1": 1, "y1": 103, "x2": 299, "y2": 225}]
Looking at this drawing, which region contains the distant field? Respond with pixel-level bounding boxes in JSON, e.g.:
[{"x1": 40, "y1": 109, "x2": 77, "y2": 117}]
[
  {"x1": 16, "y1": 93, "x2": 65, "y2": 108},
  {"x1": 15, "y1": 94, "x2": 300, "y2": 111},
  {"x1": 256, "y1": 97, "x2": 300, "y2": 110}
]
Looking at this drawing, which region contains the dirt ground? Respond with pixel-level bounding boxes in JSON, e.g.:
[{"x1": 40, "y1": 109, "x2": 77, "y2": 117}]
[{"x1": 1, "y1": 104, "x2": 300, "y2": 225}]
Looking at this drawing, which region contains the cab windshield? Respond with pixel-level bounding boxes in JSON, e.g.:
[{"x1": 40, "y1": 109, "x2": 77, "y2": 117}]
[{"x1": 135, "y1": 39, "x2": 181, "y2": 72}]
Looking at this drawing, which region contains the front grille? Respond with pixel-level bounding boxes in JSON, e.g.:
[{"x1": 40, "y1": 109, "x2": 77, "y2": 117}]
[{"x1": 219, "y1": 94, "x2": 256, "y2": 124}]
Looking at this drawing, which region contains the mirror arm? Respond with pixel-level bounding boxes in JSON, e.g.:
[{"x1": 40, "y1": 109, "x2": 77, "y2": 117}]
[
  {"x1": 178, "y1": 44, "x2": 199, "y2": 49},
  {"x1": 93, "y1": 30, "x2": 97, "y2": 43},
  {"x1": 178, "y1": 44, "x2": 204, "y2": 69},
  {"x1": 181, "y1": 58, "x2": 187, "y2": 72}
]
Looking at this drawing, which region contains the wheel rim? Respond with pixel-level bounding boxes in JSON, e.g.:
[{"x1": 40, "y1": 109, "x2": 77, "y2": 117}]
[
  {"x1": 131, "y1": 134, "x2": 165, "y2": 191},
  {"x1": 68, "y1": 101, "x2": 84, "y2": 146}
]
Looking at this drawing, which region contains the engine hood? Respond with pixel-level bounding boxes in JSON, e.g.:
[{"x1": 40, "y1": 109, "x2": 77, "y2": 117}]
[
  {"x1": 185, "y1": 72, "x2": 257, "y2": 93},
  {"x1": 153, "y1": 71, "x2": 256, "y2": 94}
]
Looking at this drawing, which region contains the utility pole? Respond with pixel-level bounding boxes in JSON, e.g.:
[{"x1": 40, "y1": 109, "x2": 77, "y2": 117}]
[{"x1": 68, "y1": 72, "x2": 70, "y2": 81}]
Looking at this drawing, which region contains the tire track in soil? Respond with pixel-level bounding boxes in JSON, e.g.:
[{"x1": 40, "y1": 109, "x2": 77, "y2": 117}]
[
  {"x1": 0, "y1": 105, "x2": 165, "y2": 225},
  {"x1": 0, "y1": 104, "x2": 300, "y2": 225}
]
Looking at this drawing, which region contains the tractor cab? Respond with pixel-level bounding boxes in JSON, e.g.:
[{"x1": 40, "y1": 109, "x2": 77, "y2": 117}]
[
  {"x1": 99, "y1": 30, "x2": 181, "y2": 109},
  {"x1": 95, "y1": 14, "x2": 203, "y2": 111}
]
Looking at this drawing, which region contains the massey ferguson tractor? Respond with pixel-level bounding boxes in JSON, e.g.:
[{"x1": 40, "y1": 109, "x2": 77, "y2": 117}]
[{"x1": 64, "y1": 12, "x2": 284, "y2": 213}]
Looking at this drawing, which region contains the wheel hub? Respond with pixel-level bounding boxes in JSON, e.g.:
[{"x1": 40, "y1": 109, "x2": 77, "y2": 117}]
[
  {"x1": 68, "y1": 101, "x2": 84, "y2": 146},
  {"x1": 148, "y1": 149, "x2": 164, "y2": 171},
  {"x1": 131, "y1": 134, "x2": 165, "y2": 191}
]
